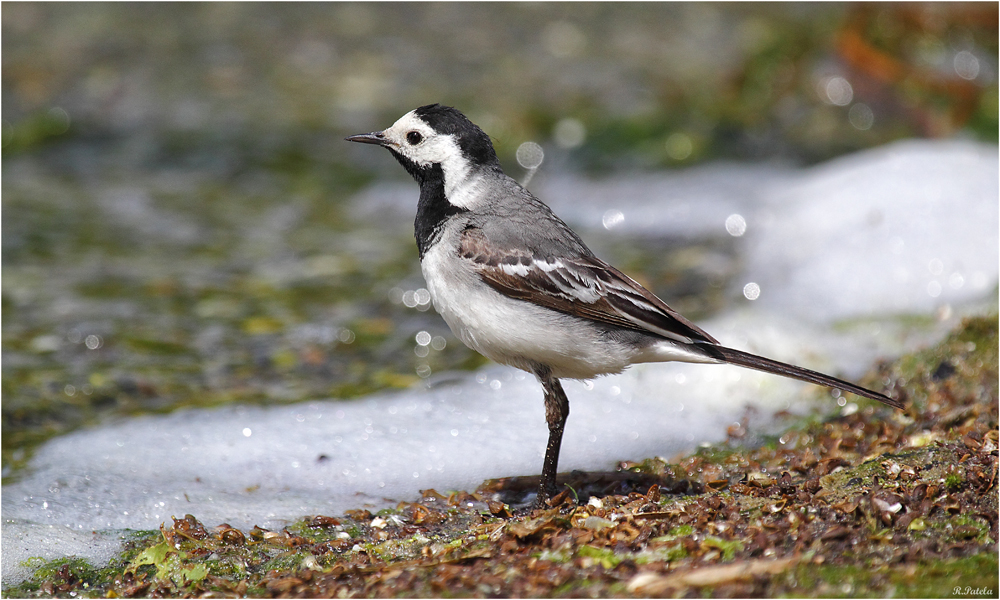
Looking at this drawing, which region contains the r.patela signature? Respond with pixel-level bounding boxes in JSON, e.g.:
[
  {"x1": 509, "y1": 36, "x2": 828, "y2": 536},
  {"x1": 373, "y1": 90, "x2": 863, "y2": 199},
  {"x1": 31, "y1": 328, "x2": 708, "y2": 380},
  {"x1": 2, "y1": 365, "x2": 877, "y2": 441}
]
[{"x1": 953, "y1": 587, "x2": 993, "y2": 596}]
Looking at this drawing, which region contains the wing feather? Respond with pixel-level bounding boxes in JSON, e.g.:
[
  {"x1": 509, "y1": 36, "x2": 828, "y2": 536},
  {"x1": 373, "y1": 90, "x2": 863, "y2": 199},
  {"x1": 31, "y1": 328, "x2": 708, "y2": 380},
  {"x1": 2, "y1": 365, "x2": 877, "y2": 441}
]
[{"x1": 459, "y1": 227, "x2": 718, "y2": 344}]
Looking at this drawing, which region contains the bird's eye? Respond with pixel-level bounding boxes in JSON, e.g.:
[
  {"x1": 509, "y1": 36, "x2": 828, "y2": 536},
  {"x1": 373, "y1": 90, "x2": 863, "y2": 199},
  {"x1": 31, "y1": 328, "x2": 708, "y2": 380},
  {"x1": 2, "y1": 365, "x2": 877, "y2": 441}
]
[{"x1": 406, "y1": 131, "x2": 423, "y2": 145}]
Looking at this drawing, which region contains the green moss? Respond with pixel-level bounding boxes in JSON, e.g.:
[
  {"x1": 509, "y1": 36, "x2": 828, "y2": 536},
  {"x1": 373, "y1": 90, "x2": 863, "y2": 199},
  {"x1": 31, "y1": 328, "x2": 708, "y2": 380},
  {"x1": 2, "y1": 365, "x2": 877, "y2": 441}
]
[
  {"x1": 667, "y1": 524, "x2": 695, "y2": 538},
  {"x1": 536, "y1": 549, "x2": 572, "y2": 563},
  {"x1": 202, "y1": 556, "x2": 249, "y2": 580},
  {"x1": 3, "y1": 556, "x2": 116, "y2": 598},
  {"x1": 786, "y1": 554, "x2": 999, "y2": 598},
  {"x1": 345, "y1": 526, "x2": 363, "y2": 539},
  {"x1": 639, "y1": 541, "x2": 688, "y2": 563},
  {"x1": 257, "y1": 552, "x2": 307, "y2": 574},
  {"x1": 702, "y1": 536, "x2": 743, "y2": 561},
  {"x1": 942, "y1": 515, "x2": 993, "y2": 544},
  {"x1": 692, "y1": 445, "x2": 739, "y2": 464},
  {"x1": 130, "y1": 538, "x2": 209, "y2": 588},
  {"x1": 576, "y1": 545, "x2": 623, "y2": 569}
]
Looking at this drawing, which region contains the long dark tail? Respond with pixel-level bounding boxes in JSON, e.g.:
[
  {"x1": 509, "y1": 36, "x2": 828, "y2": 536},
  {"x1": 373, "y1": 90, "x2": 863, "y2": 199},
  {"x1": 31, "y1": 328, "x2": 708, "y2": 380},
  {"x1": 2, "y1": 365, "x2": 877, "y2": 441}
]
[{"x1": 701, "y1": 344, "x2": 903, "y2": 409}]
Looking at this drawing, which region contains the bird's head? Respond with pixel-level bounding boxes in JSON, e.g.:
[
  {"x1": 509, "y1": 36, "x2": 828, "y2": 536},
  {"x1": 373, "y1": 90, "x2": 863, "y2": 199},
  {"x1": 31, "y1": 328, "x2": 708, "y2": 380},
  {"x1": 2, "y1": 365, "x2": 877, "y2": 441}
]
[{"x1": 346, "y1": 104, "x2": 500, "y2": 187}]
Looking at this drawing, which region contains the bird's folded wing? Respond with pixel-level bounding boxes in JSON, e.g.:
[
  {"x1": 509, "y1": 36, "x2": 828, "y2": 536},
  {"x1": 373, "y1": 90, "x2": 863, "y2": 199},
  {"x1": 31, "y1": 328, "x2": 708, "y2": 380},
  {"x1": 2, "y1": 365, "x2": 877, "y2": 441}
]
[{"x1": 459, "y1": 227, "x2": 718, "y2": 345}]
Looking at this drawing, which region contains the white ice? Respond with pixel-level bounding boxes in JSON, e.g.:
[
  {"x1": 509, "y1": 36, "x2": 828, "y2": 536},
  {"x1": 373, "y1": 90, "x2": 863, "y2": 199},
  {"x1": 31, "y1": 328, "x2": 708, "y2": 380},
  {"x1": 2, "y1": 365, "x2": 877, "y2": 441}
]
[{"x1": 3, "y1": 139, "x2": 997, "y2": 584}]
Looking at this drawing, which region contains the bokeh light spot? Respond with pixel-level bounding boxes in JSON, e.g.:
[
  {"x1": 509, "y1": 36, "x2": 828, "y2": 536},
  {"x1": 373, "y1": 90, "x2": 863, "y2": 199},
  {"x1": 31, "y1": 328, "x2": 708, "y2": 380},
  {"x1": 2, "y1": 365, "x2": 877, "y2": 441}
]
[
  {"x1": 602, "y1": 209, "x2": 624, "y2": 230},
  {"x1": 516, "y1": 141, "x2": 545, "y2": 170},
  {"x1": 553, "y1": 118, "x2": 586, "y2": 149},
  {"x1": 665, "y1": 133, "x2": 692, "y2": 160},
  {"x1": 725, "y1": 214, "x2": 747, "y2": 237},
  {"x1": 820, "y1": 76, "x2": 853, "y2": 106},
  {"x1": 954, "y1": 50, "x2": 980, "y2": 80},
  {"x1": 848, "y1": 103, "x2": 874, "y2": 130}
]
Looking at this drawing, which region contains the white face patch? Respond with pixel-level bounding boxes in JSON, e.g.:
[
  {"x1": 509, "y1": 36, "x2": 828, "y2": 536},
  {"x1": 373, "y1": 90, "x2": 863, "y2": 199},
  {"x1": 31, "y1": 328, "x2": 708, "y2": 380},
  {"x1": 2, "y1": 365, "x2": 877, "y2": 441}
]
[{"x1": 379, "y1": 111, "x2": 477, "y2": 206}]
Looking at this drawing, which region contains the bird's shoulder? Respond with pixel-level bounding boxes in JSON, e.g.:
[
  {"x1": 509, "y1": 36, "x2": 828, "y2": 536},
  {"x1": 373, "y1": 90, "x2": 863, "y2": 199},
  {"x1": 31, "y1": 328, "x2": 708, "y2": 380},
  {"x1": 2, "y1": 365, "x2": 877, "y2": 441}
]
[{"x1": 461, "y1": 175, "x2": 593, "y2": 260}]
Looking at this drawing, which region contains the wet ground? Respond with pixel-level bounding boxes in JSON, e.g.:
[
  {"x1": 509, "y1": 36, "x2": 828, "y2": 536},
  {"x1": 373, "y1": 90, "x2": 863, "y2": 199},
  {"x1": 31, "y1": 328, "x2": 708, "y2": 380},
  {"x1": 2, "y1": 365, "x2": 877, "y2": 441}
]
[{"x1": 3, "y1": 315, "x2": 996, "y2": 598}]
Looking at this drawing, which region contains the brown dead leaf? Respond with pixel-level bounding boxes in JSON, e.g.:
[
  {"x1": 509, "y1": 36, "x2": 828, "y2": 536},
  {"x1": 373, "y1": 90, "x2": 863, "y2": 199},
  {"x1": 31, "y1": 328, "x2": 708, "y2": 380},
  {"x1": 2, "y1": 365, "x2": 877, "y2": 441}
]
[
  {"x1": 508, "y1": 514, "x2": 564, "y2": 539},
  {"x1": 308, "y1": 515, "x2": 341, "y2": 528}
]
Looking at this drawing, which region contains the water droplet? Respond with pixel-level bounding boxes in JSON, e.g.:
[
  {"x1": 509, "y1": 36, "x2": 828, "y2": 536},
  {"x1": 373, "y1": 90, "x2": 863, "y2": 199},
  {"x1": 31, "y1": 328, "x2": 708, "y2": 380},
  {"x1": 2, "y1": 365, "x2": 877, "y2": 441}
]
[
  {"x1": 415, "y1": 331, "x2": 432, "y2": 346},
  {"x1": 743, "y1": 282, "x2": 761, "y2": 300}
]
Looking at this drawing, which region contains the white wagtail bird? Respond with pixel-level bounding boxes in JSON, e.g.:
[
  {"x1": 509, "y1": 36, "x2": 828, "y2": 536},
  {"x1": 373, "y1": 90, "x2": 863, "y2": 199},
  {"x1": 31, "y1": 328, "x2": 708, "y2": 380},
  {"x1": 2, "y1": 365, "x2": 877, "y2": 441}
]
[{"x1": 347, "y1": 104, "x2": 902, "y2": 506}]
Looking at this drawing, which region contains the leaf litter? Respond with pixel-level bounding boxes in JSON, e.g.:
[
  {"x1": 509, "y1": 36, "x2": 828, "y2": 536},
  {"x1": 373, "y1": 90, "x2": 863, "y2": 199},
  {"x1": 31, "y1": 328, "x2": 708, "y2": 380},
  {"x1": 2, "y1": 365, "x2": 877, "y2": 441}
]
[{"x1": 6, "y1": 315, "x2": 997, "y2": 598}]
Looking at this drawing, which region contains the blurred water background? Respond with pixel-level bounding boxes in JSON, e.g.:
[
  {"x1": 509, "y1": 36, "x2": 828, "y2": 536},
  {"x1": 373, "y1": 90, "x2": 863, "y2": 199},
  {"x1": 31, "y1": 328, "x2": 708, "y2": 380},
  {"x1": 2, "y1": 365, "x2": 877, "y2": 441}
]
[{"x1": 2, "y1": 3, "x2": 998, "y2": 581}]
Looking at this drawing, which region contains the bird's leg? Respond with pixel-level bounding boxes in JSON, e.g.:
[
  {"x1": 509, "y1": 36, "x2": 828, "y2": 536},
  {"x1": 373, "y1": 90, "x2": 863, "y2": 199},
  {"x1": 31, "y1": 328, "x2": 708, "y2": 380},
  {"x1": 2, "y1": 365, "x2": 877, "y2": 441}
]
[{"x1": 536, "y1": 369, "x2": 569, "y2": 507}]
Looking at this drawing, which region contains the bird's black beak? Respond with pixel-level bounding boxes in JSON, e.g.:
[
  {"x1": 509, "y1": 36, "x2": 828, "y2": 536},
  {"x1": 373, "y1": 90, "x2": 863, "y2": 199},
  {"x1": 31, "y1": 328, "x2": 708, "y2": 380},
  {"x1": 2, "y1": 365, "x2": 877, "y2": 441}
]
[{"x1": 345, "y1": 131, "x2": 387, "y2": 146}]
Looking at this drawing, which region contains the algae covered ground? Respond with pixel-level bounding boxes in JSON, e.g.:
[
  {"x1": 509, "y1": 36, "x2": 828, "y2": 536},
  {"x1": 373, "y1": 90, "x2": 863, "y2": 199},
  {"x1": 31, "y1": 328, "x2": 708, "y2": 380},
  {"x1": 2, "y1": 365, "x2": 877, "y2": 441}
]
[{"x1": 5, "y1": 314, "x2": 996, "y2": 598}]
